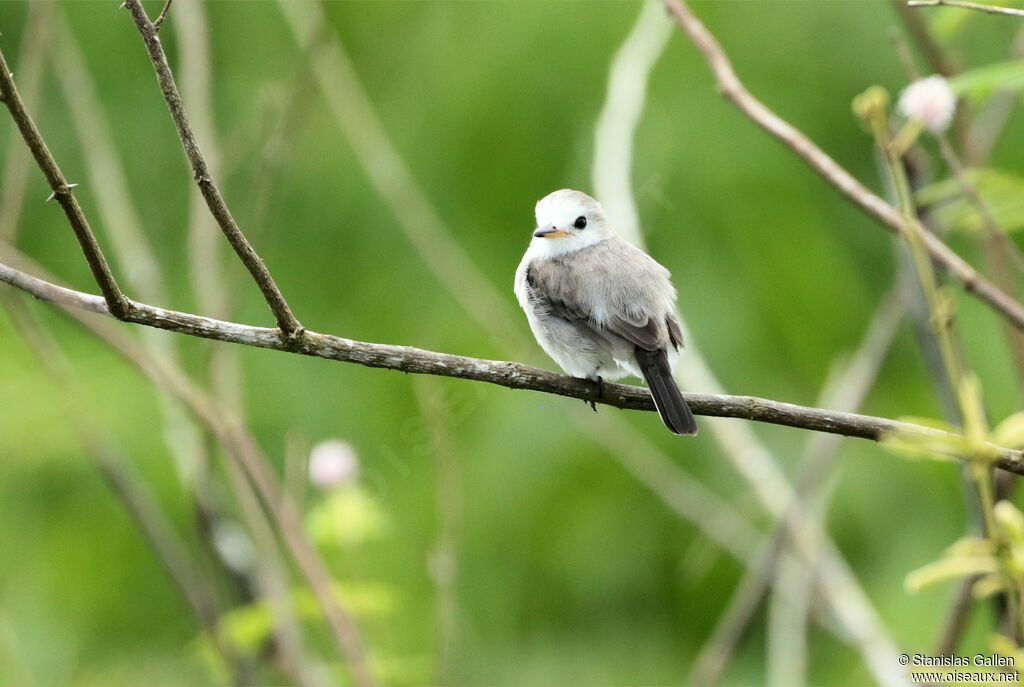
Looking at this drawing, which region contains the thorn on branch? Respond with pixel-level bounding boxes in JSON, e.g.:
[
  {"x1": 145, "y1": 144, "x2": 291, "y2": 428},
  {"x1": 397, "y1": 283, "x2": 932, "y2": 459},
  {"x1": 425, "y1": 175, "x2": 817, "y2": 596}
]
[{"x1": 45, "y1": 183, "x2": 79, "y2": 203}]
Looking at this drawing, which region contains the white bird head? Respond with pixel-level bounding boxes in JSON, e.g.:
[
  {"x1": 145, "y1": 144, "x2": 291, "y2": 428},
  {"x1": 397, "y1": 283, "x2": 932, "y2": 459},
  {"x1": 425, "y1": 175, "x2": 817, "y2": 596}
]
[{"x1": 531, "y1": 189, "x2": 612, "y2": 257}]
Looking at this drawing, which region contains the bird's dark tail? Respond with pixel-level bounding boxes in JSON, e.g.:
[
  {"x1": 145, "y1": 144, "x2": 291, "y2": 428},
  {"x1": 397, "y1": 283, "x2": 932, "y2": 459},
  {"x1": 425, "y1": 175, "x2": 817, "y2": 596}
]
[{"x1": 635, "y1": 348, "x2": 698, "y2": 436}]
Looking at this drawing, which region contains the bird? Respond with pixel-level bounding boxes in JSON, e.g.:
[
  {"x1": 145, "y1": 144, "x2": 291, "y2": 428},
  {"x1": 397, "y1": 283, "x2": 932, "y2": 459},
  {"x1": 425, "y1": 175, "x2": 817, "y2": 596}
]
[{"x1": 514, "y1": 189, "x2": 698, "y2": 436}]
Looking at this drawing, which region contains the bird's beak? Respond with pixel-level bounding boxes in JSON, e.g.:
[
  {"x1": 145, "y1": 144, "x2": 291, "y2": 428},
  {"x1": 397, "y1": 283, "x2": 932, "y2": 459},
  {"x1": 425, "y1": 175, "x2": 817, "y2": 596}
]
[{"x1": 534, "y1": 225, "x2": 567, "y2": 239}]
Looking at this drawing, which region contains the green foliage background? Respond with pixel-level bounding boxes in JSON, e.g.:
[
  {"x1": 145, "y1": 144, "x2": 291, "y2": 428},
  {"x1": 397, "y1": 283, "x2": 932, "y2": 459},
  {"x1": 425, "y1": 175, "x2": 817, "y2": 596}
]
[{"x1": 2, "y1": 1, "x2": 1024, "y2": 685}]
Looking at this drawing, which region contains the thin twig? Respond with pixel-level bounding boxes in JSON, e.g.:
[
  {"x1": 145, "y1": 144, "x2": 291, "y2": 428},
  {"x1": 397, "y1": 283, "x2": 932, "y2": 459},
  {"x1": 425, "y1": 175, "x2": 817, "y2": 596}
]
[
  {"x1": 662, "y1": 0, "x2": 1024, "y2": 335},
  {"x1": 170, "y1": 0, "x2": 227, "y2": 322},
  {"x1": 53, "y1": 14, "x2": 169, "y2": 305},
  {"x1": 121, "y1": 0, "x2": 302, "y2": 336},
  {"x1": 908, "y1": 0, "x2": 1024, "y2": 18},
  {"x1": 936, "y1": 574, "x2": 980, "y2": 654},
  {"x1": 0, "y1": 45, "x2": 130, "y2": 318},
  {"x1": 0, "y1": 1, "x2": 51, "y2": 244},
  {"x1": 889, "y1": 0, "x2": 970, "y2": 148},
  {"x1": 152, "y1": 0, "x2": 174, "y2": 32},
  {"x1": 966, "y1": 27, "x2": 1024, "y2": 163},
  {"x1": 890, "y1": 0, "x2": 958, "y2": 75}
]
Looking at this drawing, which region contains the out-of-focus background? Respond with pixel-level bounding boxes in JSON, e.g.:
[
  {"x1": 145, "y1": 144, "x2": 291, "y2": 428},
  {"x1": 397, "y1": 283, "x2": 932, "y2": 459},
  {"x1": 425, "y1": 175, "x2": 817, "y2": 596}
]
[{"x1": 2, "y1": 1, "x2": 1024, "y2": 685}]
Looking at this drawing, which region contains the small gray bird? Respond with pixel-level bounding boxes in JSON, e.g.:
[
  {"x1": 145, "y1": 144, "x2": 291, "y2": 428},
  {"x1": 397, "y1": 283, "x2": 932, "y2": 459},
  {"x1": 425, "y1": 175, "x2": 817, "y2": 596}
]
[{"x1": 514, "y1": 189, "x2": 697, "y2": 435}]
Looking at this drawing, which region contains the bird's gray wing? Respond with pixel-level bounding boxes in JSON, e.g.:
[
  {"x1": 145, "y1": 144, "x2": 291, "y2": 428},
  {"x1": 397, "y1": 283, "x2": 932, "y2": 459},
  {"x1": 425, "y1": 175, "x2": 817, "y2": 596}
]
[
  {"x1": 526, "y1": 260, "x2": 663, "y2": 353},
  {"x1": 666, "y1": 314, "x2": 684, "y2": 351}
]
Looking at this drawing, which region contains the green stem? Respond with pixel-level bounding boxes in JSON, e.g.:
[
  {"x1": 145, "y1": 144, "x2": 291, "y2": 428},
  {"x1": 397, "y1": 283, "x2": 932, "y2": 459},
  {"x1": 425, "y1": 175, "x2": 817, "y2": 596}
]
[{"x1": 880, "y1": 137, "x2": 996, "y2": 537}]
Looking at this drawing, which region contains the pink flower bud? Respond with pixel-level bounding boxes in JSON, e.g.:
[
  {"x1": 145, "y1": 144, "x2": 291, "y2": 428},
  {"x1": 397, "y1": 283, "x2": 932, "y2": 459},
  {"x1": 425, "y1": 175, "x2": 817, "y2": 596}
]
[
  {"x1": 898, "y1": 76, "x2": 956, "y2": 134},
  {"x1": 309, "y1": 439, "x2": 359, "y2": 489}
]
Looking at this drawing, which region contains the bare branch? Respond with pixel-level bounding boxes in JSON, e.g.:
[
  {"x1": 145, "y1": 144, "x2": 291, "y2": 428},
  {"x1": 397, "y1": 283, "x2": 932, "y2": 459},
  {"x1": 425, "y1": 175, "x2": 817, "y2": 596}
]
[
  {"x1": 0, "y1": 45, "x2": 130, "y2": 318},
  {"x1": 908, "y1": 0, "x2": 1024, "y2": 17},
  {"x1": 121, "y1": 0, "x2": 302, "y2": 335},
  {"x1": 3, "y1": 259, "x2": 1023, "y2": 479},
  {"x1": 662, "y1": 0, "x2": 1024, "y2": 334}
]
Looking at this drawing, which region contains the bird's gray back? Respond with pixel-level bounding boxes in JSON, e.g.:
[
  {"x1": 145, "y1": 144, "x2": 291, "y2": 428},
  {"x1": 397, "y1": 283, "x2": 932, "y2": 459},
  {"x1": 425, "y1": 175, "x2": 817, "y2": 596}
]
[{"x1": 528, "y1": 238, "x2": 679, "y2": 350}]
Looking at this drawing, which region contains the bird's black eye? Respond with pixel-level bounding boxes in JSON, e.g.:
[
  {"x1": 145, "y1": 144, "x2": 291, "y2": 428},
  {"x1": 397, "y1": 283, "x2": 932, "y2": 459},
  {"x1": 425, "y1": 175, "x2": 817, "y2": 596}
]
[{"x1": 573, "y1": 216, "x2": 587, "y2": 229}]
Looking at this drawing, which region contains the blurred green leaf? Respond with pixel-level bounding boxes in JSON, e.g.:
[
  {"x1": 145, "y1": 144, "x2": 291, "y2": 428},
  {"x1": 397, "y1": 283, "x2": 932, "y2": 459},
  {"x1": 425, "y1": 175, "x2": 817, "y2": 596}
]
[
  {"x1": 992, "y1": 411, "x2": 1024, "y2": 448},
  {"x1": 989, "y1": 634, "x2": 1024, "y2": 667},
  {"x1": 215, "y1": 582, "x2": 397, "y2": 654},
  {"x1": 995, "y1": 500, "x2": 1024, "y2": 542},
  {"x1": 916, "y1": 168, "x2": 1024, "y2": 235},
  {"x1": 897, "y1": 416, "x2": 959, "y2": 434},
  {"x1": 949, "y1": 60, "x2": 1024, "y2": 103},
  {"x1": 972, "y1": 573, "x2": 1008, "y2": 599},
  {"x1": 945, "y1": 535, "x2": 994, "y2": 558},
  {"x1": 307, "y1": 487, "x2": 388, "y2": 548},
  {"x1": 929, "y1": 6, "x2": 976, "y2": 42},
  {"x1": 905, "y1": 551, "x2": 998, "y2": 594},
  {"x1": 882, "y1": 421, "x2": 970, "y2": 462}
]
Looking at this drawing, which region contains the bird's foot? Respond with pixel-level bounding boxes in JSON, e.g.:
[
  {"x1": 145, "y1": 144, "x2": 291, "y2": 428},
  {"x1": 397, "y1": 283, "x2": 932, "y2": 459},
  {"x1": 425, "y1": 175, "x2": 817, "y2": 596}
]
[{"x1": 585, "y1": 375, "x2": 603, "y2": 412}]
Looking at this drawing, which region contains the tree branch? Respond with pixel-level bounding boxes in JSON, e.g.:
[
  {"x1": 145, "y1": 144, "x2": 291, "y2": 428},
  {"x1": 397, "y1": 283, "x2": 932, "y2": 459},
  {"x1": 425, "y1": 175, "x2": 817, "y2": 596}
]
[
  {"x1": 908, "y1": 0, "x2": 1024, "y2": 17},
  {"x1": 3, "y1": 258, "x2": 1024, "y2": 477},
  {"x1": 121, "y1": 0, "x2": 302, "y2": 336},
  {"x1": 0, "y1": 46, "x2": 130, "y2": 318},
  {"x1": 662, "y1": 0, "x2": 1024, "y2": 334}
]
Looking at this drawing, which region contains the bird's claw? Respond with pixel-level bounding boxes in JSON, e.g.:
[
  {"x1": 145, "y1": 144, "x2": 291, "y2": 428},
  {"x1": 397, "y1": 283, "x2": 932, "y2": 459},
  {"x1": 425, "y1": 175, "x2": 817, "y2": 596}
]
[{"x1": 584, "y1": 375, "x2": 603, "y2": 412}]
